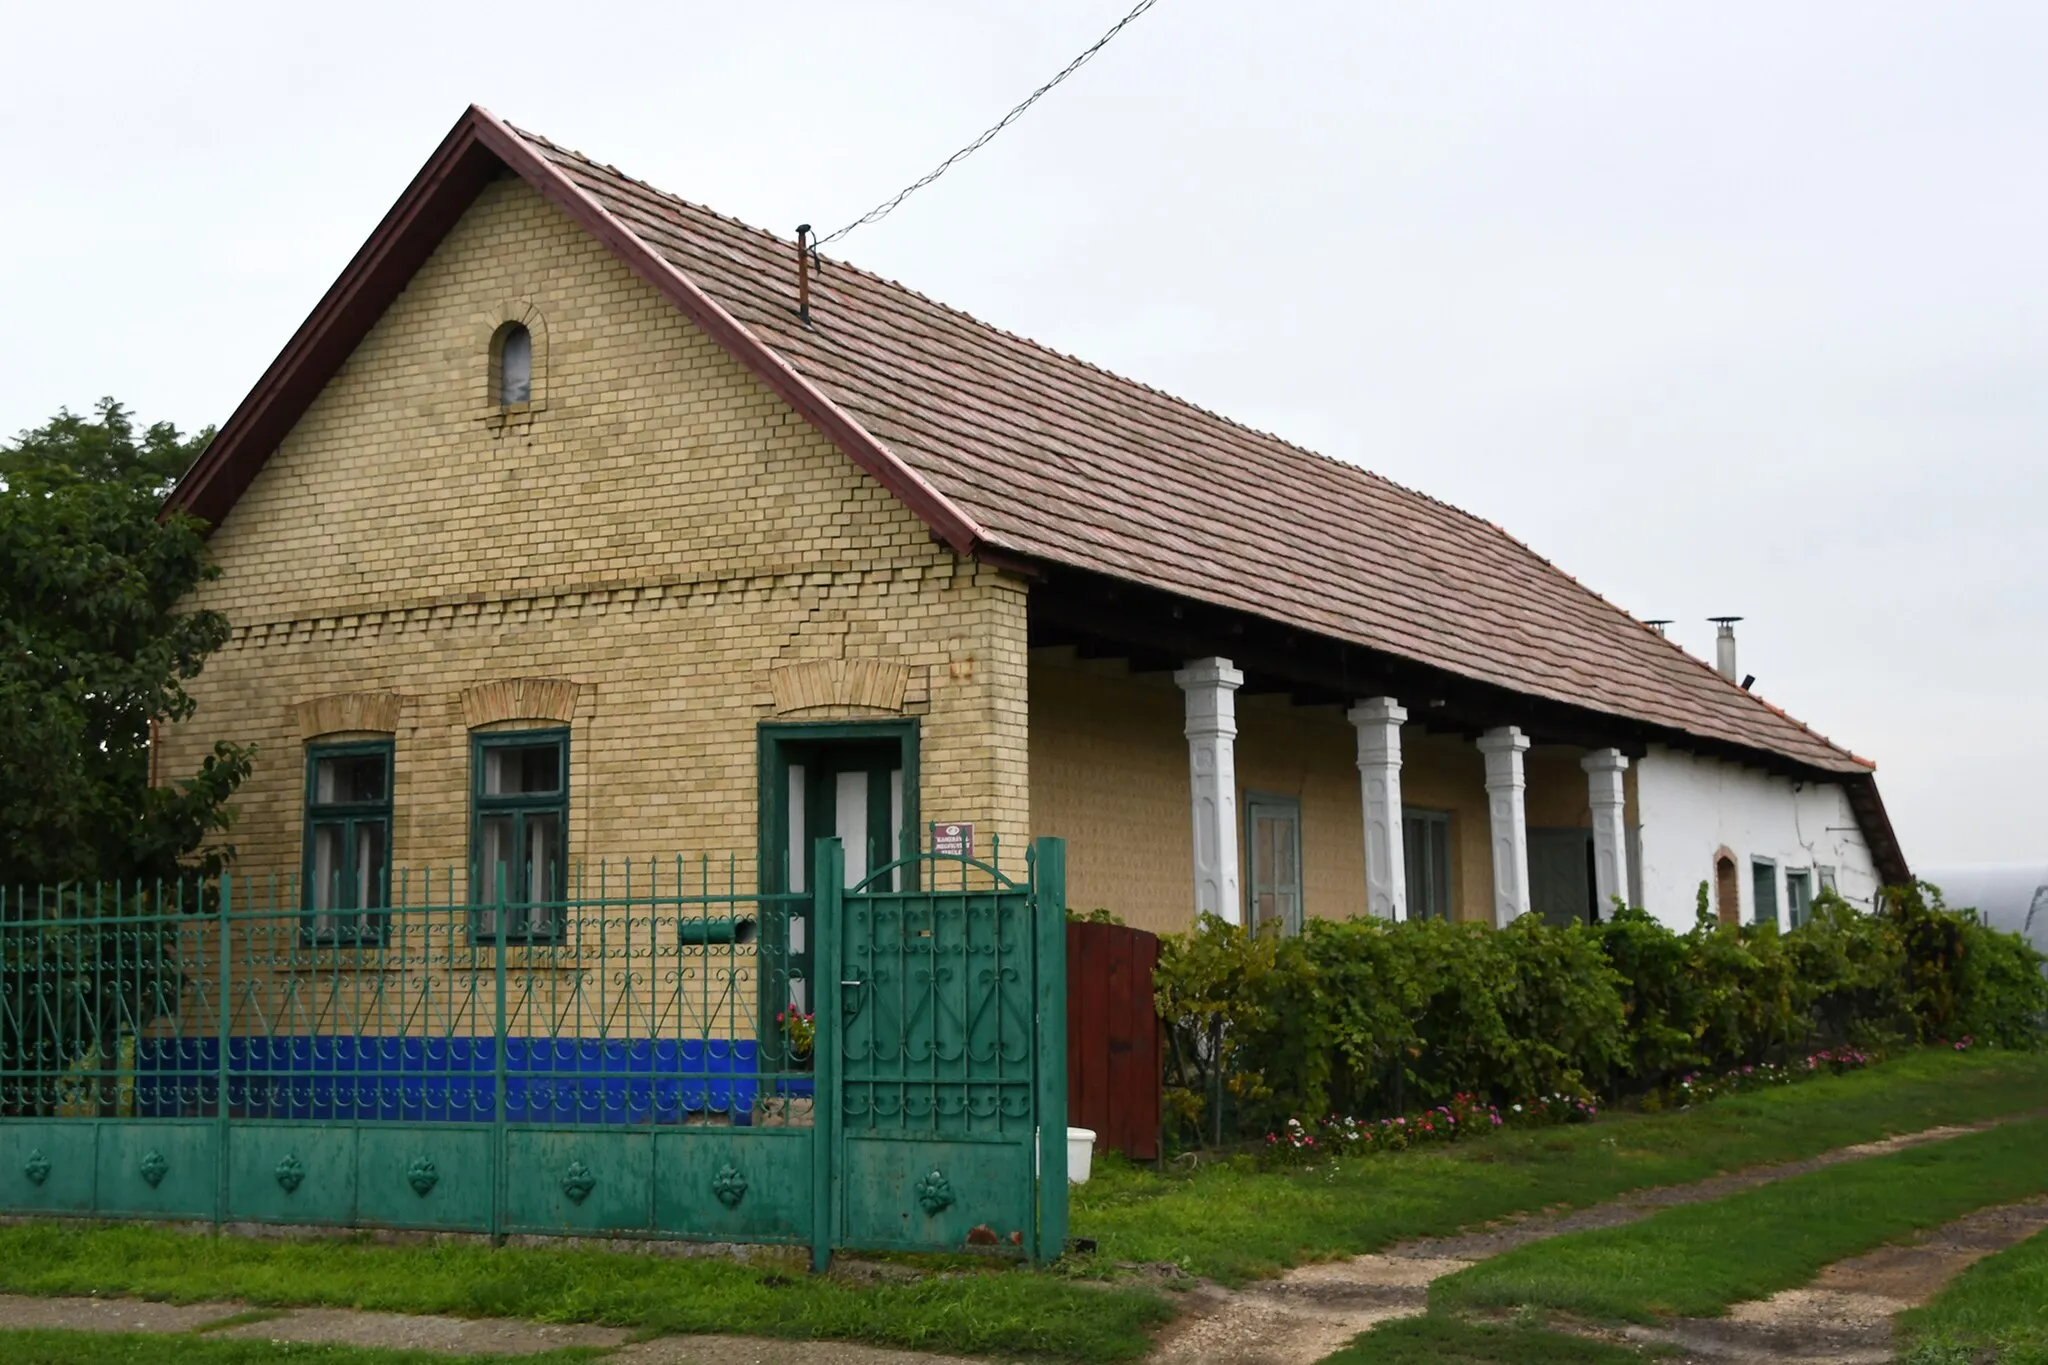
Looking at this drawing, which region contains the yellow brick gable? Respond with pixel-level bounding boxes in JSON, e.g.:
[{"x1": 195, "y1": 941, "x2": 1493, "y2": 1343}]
[{"x1": 163, "y1": 177, "x2": 1029, "y2": 882}]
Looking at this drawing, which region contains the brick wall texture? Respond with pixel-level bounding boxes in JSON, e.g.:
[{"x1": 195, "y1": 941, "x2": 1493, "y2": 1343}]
[{"x1": 161, "y1": 177, "x2": 1030, "y2": 890}]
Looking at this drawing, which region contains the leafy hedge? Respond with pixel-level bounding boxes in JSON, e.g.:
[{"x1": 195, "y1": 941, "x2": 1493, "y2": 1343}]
[{"x1": 1156, "y1": 883, "x2": 2048, "y2": 1145}]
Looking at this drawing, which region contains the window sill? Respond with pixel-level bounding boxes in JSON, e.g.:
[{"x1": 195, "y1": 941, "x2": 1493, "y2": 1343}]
[{"x1": 482, "y1": 401, "x2": 546, "y2": 431}]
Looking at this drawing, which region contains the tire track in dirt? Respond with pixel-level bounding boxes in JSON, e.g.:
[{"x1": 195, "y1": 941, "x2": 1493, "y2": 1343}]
[
  {"x1": 1616, "y1": 1194, "x2": 2048, "y2": 1364},
  {"x1": 1144, "y1": 1121, "x2": 1999, "y2": 1365}
]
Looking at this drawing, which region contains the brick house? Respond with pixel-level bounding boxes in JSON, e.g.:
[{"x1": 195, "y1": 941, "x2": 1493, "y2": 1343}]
[{"x1": 162, "y1": 105, "x2": 1908, "y2": 947}]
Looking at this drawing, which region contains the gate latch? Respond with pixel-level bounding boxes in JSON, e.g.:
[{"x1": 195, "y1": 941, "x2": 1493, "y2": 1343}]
[{"x1": 840, "y1": 975, "x2": 868, "y2": 1020}]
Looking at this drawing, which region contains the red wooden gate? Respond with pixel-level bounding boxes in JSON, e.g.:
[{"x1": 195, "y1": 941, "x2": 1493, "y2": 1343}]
[{"x1": 1065, "y1": 921, "x2": 1162, "y2": 1160}]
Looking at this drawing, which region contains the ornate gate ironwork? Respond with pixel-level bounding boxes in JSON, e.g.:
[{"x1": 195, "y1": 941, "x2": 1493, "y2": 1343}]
[
  {"x1": 822, "y1": 838, "x2": 1067, "y2": 1260},
  {"x1": 0, "y1": 839, "x2": 1067, "y2": 1267}
]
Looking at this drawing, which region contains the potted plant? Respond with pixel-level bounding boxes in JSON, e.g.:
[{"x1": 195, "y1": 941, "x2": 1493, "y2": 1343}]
[
  {"x1": 776, "y1": 1009, "x2": 815, "y2": 1070},
  {"x1": 769, "y1": 1009, "x2": 817, "y2": 1106}
]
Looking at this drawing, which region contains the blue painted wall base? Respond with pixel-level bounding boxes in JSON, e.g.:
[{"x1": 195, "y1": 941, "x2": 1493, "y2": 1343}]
[{"x1": 134, "y1": 1037, "x2": 775, "y2": 1125}]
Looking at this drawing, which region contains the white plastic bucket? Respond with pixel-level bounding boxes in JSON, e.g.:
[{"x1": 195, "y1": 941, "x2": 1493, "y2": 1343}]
[{"x1": 1067, "y1": 1126, "x2": 1097, "y2": 1184}]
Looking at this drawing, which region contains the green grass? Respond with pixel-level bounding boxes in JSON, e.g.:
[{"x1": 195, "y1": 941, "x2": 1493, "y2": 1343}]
[
  {"x1": 1432, "y1": 1115, "x2": 2048, "y2": 1323},
  {"x1": 1074, "y1": 1048, "x2": 2048, "y2": 1283},
  {"x1": 1897, "y1": 1225, "x2": 2048, "y2": 1365},
  {"x1": 2, "y1": 1051, "x2": 2042, "y2": 1365},
  {"x1": 0, "y1": 1330, "x2": 602, "y2": 1364},
  {"x1": 0, "y1": 1225, "x2": 1170, "y2": 1364},
  {"x1": 1315, "y1": 1315, "x2": 1657, "y2": 1364}
]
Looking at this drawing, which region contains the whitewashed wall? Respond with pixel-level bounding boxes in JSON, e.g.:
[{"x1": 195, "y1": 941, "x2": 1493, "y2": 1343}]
[{"x1": 1632, "y1": 744, "x2": 1882, "y2": 929}]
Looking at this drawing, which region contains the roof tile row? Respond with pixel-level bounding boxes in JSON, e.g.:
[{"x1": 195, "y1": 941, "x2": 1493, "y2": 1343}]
[{"x1": 522, "y1": 129, "x2": 1869, "y2": 776}]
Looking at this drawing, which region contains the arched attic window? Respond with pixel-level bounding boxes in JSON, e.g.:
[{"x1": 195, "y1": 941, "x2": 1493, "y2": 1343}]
[{"x1": 497, "y1": 323, "x2": 532, "y2": 407}]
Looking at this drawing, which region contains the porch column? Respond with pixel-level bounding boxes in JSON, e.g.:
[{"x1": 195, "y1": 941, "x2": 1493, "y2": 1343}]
[
  {"x1": 1174, "y1": 657, "x2": 1244, "y2": 925},
  {"x1": 1348, "y1": 697, "x2": 1408, "y2": 920},
  {"x1": 1582, "y1": 748, "x2": 1631, "y2": 912},
  {"x1": 1476, "y1": 726, "x2": 1532, "y2": 926}
]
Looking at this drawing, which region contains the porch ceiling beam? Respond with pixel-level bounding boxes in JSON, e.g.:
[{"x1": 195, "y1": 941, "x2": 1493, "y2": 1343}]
[
  {"x1": 1030, "y1": 566, "x2": 1681, "y2": 762},
  {"x1": 1029, "y1": 565, "x2": 1879, "y2": 786}
]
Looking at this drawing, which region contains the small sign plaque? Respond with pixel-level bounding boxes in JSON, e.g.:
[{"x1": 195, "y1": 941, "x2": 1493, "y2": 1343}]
[{"x1": 930, "y1": 822, "x2": 976, "y2": 858}]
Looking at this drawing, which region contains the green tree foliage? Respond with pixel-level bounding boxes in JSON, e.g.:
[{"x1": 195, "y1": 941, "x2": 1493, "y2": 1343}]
[
  {"x1": 0, "y1": 398, "x2": 250, "y2": 888},
  {"x1": 1, "y1": 399, "x2": 251, "y2": 1114},
  {"x1": 1160, "y1": 913, "x2": 1628, "y2": 1135},
  {"x1": 1159, "y1": 886, "x2": 2048, "y2": 1145}
]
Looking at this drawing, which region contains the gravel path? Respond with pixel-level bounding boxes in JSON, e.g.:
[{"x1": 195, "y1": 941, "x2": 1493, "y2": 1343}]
[{"x1": 0, "y1": 1293, "x2": 988, "y2": 1362}]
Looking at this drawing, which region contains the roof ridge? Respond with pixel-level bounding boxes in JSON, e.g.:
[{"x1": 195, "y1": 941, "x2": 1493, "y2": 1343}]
[
  {"x1": 512, "y1": 120, "x2": 1868, "y2": 775},
  {"x1": 167, "y1": 104, "x2": 1879, "y2": 796}
]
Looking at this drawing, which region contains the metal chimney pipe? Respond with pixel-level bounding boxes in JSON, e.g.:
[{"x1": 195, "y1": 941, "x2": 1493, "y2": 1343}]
[
  {"x1": 795, "y1": 224, "x2": 813, "y2": 324},
  {"x1": 1709, "y1": 617, "x2": 1742, "y2": 681}
]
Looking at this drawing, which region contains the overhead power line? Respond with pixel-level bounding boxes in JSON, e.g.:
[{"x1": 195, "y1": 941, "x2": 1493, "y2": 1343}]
[{"x1": 817, "y1": 0, "x2": 1162, "y2": 248}]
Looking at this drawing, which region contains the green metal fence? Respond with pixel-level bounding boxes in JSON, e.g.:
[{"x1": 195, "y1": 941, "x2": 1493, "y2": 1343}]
[{"x1": 0, "y1": 838, "x2": 1067, "y2": 1265}]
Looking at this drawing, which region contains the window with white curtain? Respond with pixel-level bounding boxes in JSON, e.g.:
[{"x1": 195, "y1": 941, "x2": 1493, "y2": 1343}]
[
  {"x1": 303, "y1": 741, "x2": 393, "y2": 943},
  {"x1": 470, "y1": 728, "x2": 567, "y2": 940}
]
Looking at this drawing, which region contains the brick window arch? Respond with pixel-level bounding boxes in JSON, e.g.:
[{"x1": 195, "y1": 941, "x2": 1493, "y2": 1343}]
[
  {"x1": 483, "y1": 306, "x2": 548, "y2": 419},
  {"x1": 497, "y1": 323, "x2": 531, "y2": 406},
  {"x1": 1714, "y1": 848, "x2": 1740, "y2": 926}
]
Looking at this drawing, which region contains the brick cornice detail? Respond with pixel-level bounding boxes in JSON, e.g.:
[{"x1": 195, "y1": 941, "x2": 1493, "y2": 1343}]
[
  {"x1": 296, "y1": 689, "x2": 402, "y2": 739},
  {"x1": 770, "y1": 660, "x2": 910, "y2": 715},
  {"x1": 460, "y1": 678, "x2": 584, "y2": 729},
  {"x1": 220, "y1": 562, "x2": 972, "y2": 649}
]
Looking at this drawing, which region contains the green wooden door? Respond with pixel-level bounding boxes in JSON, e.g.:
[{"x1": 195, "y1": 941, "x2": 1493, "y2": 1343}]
[{"x1": 768, "y1": 736, "x2": 911, "y2": 1027}]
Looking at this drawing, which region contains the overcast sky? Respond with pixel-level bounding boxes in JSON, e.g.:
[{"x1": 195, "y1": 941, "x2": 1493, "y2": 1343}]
[{"x1": 4, "y1": 2, "x2": 2042, "y2": 866}]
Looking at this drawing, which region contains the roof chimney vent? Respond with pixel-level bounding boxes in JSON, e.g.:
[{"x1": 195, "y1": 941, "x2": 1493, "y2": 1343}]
[
  {"x1": 1645, "y1": 619, "x2": 1672, "y2": 638},
  {"x1": 1709, "y1": 617, "x2": 1742, "y2": 682},
  {"x1": 794, "y1": 224, "x2": 817, "y2": 325}
]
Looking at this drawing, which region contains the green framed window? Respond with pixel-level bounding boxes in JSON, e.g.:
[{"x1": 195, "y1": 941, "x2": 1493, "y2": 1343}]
[
  {"x1": 1403, "y1": 809, "x2": 1453, "y2": 921},
  {"x1": 303, "y1": 741, "x2": 393, "y2": 944},
  {"x1": 470, "y1": 728, "x2": 569, "y2": 941},
  {"x1": 1752, "y1": 857, "x2": 1780, "y2": 927},
  {"x1": 1787, "y1": 868, "x2": 1814, "y2": 928},
  {"x1": 1245, "y1": 794, "x2": 1303, "y2": 935}
]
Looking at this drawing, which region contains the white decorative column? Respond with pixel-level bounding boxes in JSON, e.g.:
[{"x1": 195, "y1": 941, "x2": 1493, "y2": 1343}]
[
  {"x1": 1582, "y1": 748, "x2": 1631, "y2": 913},
  {"x1": 1348, "y1": 697, "x2": 1408, "y2": 920},
  {"x1": 1174, "y1": 657, "x2": 1244, "y2": 925},
  {"x1": 1477, "y1": 726, "x2": 1532, "y2": 926}
]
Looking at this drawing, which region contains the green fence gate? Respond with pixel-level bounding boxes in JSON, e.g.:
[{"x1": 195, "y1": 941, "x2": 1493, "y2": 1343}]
[
  {"x1": 0, "y1": 837, "x2": 1068, "y2": 1267},
  {"x1": 828, "y1": 838, "x2": 1067, "y2": 1257}
]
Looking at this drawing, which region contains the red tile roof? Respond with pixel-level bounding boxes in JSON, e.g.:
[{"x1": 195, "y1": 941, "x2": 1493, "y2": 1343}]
[
  {"x1": 515, "y1": 129, "x2": 1872, "y2": 777},
  {"x1": 168, "y1": 107, "x2": 1874, "y2": 780}
]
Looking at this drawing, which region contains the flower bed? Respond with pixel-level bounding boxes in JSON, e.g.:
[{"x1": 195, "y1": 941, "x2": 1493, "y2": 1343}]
[
  {"x1": 1663, "y1": 1045, "x2": 1878, "y2": 1108},
  {"x1": 1265, "y1": 1047, "x2": 1880, "y2": 1166}
]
